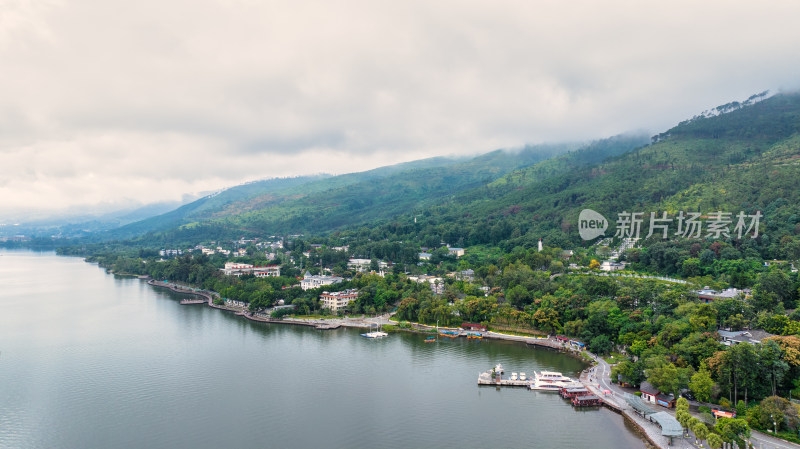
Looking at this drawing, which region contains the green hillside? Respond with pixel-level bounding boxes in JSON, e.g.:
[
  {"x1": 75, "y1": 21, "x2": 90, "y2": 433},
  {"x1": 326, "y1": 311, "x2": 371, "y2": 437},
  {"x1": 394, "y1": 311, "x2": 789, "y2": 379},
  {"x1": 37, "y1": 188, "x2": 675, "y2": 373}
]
[
  {"x1": 119, "y1": 138, "x2": 648, "y2": 245},
  {"x1": 363, "y1": 92, "x2": 800, "y2": 258},
  {"x1": 105, "y1": 175, "x2": 332, "y2": 239}
]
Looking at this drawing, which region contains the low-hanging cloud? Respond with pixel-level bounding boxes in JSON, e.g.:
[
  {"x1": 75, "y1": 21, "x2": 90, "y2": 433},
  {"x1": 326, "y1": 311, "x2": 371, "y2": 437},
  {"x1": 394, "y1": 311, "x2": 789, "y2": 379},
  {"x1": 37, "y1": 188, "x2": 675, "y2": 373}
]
[{"x1": 2, "y1": 0, "x2": 800, "y2": 219}]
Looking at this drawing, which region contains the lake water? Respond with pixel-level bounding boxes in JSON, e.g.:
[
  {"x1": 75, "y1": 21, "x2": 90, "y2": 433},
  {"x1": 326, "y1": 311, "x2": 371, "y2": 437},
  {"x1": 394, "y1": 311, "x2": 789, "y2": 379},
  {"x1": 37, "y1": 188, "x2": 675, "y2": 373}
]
[{"x1": 0, "y1": 250, "x2": 645, "y2": 449}]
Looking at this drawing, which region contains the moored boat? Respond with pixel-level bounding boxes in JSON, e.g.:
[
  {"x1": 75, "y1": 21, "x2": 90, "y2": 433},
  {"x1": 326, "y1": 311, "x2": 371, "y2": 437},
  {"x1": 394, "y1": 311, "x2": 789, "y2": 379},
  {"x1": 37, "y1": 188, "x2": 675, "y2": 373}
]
[
  {"x1": 528, "y1": 371, "x2": 578, "y2": 391},
  {"x1": 361, "y1": 331, "x2": 388, "y2": 338}
]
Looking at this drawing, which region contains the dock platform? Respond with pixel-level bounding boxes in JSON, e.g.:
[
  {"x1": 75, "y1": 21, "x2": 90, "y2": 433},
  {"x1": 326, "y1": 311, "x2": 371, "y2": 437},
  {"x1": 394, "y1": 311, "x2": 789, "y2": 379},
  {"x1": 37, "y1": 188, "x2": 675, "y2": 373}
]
[{"x1": 477, "y1": 378, "x2": 532, "y2": 387}]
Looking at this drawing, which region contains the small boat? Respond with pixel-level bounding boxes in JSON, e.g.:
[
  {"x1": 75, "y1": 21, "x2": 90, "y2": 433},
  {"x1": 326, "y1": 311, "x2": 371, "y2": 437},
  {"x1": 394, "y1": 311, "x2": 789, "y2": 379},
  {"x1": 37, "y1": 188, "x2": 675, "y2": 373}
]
[
  {"x1": 439, "y1": 330, "x2": 460, "y2": 338},
  {"x1": 519, "y1": 373, "x2": 527, "y2": 381},
  {"x1": 425, "y1": 336, "x2": 437, "y2": 343},
  {"x1": 361, "y1": 331, "x2": 388, "y2": 338},
  {"x1": 362, "y1": 322, "x2": 388, "y2": 338},
  {"x1": 510, "y1": 372, "x2": 518, "y2": 381}
]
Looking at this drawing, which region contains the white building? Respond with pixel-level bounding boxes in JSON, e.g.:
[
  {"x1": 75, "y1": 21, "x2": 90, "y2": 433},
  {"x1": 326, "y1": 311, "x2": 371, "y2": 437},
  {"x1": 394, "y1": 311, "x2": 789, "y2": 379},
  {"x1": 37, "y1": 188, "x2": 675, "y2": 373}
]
[
  {"x1": 320, "y1": 289, "x2": 359, "y2": 312},
  {"x1": 447, "y1": 247, "x2": 465, "y2": 257},
  {"x1": 300, "y1": 272, "x2": 343, "y2": 290},
  {"x1": 222, "y1": 262, "x2": 280, "y2": 277},
  {"x1": 408, "y1": 275, "x2": 445, "y2": 295},
  {"x1": 252, "y1": 266, "x2": 281, "y2": 277},
  {"x1": 600, "y1": 260, "x2": 624, "y2": 271},
  {"x1": 347, "y1": 258, "x2": 372, "y2": 272},
  {"x1": 347, "y1": 258, "x2": 388, "y2": 272}
]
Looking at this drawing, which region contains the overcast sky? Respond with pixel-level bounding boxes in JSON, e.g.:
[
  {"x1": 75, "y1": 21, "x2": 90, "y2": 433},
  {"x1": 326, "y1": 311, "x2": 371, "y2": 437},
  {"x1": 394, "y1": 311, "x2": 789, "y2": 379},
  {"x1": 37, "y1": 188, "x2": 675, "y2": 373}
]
[{"x1": 2, "y1": 0, "x2": 799, "y2": 220}]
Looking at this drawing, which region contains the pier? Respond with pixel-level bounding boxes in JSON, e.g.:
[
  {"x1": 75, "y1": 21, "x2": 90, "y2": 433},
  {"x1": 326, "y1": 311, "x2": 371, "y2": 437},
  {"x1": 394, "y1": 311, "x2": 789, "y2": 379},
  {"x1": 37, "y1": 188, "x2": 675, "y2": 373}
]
[
  {"x1": 477, "y1": 377, "x2": 532, "y2": 387},
  {"x1": 476, "y1": 368, "x2": 619, "y2": 412}
]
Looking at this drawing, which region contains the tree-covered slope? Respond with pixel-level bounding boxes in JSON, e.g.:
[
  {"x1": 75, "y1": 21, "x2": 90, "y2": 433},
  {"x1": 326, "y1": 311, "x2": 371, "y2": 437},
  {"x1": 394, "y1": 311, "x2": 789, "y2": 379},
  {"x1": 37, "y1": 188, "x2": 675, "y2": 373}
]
[
  {"x1": 379, "y1": 92, "x2": 800, "y2": 256},
  {"x1": 119, "y1": 139, "x2": 650, "y2": 244}
]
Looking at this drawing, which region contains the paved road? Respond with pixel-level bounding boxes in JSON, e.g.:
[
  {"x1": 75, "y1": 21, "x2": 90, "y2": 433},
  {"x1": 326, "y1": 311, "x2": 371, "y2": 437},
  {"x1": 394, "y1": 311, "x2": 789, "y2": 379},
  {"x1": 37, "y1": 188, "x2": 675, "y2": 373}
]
[{"x1": 587, "y1": 350, "x2": 800, "y2": 449}]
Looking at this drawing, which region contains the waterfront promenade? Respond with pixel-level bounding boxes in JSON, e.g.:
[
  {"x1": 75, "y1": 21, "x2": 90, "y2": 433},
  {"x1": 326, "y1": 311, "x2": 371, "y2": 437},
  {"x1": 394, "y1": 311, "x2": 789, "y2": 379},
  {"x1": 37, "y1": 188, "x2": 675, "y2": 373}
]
[{"x1": 585, "y1": 351, "x2": 800, "y2": 449}]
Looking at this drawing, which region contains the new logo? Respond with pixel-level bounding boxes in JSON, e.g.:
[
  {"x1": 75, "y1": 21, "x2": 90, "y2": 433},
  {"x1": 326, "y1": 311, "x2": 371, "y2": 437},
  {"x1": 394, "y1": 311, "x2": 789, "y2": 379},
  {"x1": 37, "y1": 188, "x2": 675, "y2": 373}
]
[{"x1": 579, "y1": 209, "x2": 608, "y2": 240}]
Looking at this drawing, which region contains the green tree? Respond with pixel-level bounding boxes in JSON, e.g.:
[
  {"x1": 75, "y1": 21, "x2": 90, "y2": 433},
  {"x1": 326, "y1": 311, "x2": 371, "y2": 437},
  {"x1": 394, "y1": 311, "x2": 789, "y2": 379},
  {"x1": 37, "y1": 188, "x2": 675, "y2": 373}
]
[
  {"x1": 676, "y1": 410, "x2": 692, "y2": 435},
  {"x1": 692, "y1": 421, "x2": 709, "y2": 446},
  {"x1": 589, "y1": 335, "x2": 614, "y2": 355},
  {"x1": 706, "y1": 433, "x2": 723, "y2": 449},
  {"x1": 647, "y1": 361, "x2": 692, "y2": 397},
  {"x1": 689, "y1": 364, "x2": 715, "y2": 403},
  {"x1": 736, "y1": 400, "x2": 747, "y2": 418},
  {"x1": 506, "y1": 284, "x2": 531, "y2": 308},
  {"x1": 676, "y1": 396, "x2": 689, "y2": 413},
  {"x1": 752, "y1": 268, "x2": 796, "y2": 311},
  {"x1": 611, "y1": 359, "x2": 645, "y2": 386},
  {"x1": 630, "y1": 339, "x2": 649, "y2": 357},
  {"x1": 714, "y1": 417, "x2": 750, "y2": 449},
  {"x1": 759, "y1": 339, "x2": 790, "y2": 397}
]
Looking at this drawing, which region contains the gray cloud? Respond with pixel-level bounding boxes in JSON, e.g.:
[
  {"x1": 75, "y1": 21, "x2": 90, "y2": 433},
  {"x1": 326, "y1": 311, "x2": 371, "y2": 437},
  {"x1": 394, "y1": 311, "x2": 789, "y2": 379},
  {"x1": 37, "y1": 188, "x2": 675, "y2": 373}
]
[{"x1": 2, "y1": 0, "x2": 800, "y2": 219}]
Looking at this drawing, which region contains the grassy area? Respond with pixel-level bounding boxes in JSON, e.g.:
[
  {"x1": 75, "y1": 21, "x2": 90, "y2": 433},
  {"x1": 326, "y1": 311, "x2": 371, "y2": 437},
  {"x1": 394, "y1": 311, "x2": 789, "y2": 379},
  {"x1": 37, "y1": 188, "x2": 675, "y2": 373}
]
[
  {"x1": 489, "y1": 329, "x2": 547, "y2": 338},
  {"x1": 774, "y1": 431, "x2": 800, "y2": 445},
  {"x1": 604, "y1": 352, "x2": 626, "y2": 364}
]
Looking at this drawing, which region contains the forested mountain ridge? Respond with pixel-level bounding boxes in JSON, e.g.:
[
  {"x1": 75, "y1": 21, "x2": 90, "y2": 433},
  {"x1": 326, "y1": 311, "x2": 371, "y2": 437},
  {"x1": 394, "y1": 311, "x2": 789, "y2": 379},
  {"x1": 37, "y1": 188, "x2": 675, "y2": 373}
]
[
  {"x1": 114, "y1": 138, "x2": 648, "y2": 244},
  {"x1": 105, "y1": 157, "x2": 484, "y2": 239},
  {"x1": 364, "y1": 92, "x2": 800, "y2": 257}
]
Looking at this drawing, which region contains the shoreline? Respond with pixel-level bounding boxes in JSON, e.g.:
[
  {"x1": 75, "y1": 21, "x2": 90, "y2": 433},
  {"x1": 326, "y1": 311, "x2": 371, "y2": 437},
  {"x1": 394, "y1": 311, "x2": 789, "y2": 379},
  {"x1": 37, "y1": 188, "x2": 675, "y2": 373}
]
[
  {"x1": 145, "y1": 278, "x2": 593, "y2": 348},
  {"x1": 146, "y1": 277, "x2": 667, "y2": 449}
]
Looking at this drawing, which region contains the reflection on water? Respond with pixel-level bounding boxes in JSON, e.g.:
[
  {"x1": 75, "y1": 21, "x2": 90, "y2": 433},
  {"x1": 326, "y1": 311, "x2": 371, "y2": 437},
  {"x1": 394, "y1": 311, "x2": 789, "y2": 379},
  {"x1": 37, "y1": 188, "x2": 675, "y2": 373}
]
[{"x1": 0, "y1": 250, "x2": 646, "y2": 449}]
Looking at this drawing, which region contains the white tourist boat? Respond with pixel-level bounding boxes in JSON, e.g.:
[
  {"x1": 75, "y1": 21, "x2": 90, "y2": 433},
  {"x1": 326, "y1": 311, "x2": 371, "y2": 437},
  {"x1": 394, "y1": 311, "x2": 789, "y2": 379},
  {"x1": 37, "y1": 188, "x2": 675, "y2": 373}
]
[
  {"x1": 510, "y1": 372, "x2": 518, "y2": 381},
  {"x1": 535, "y1": 371, "x2": 572, "y2": 382},
  {"x1": 528, "y1": 371, "x2": 579, "y2": 391}
]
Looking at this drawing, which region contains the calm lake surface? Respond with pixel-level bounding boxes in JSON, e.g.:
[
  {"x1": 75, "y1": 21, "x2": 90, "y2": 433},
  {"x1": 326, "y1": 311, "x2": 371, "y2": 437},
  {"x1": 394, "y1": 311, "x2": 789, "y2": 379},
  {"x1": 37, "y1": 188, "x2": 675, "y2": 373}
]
[{"x1": 0, "y1": 250, "x2": 645, "y2": 449}]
